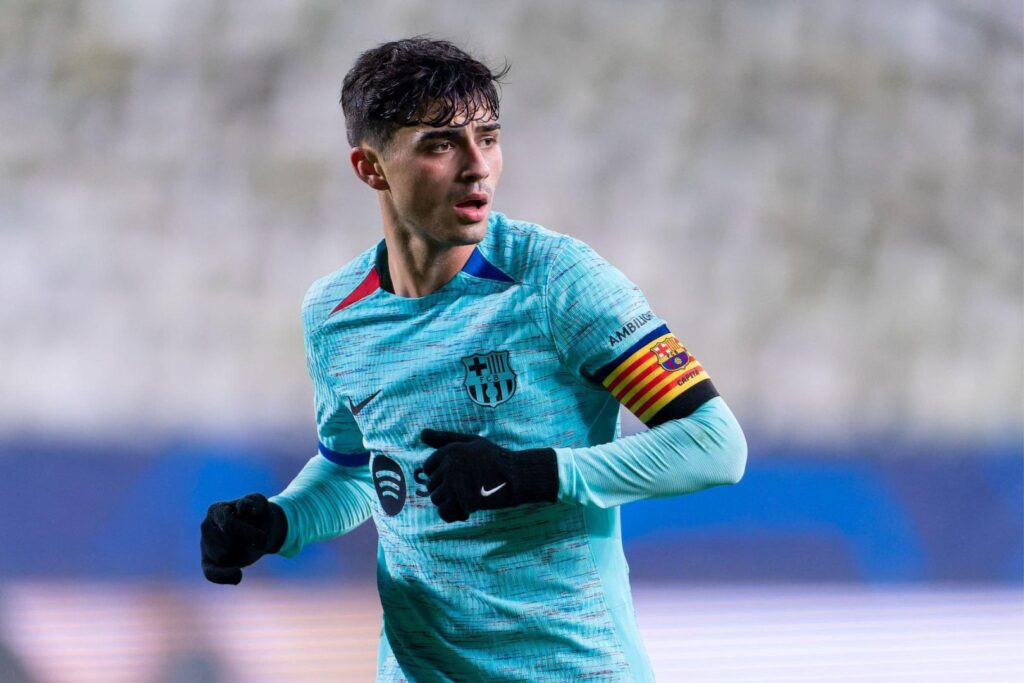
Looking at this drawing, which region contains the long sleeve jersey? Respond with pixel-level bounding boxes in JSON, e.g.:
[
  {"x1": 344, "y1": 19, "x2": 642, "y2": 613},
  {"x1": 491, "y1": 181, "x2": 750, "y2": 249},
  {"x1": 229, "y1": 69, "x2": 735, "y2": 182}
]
[{"x1": 271, "y1": 212, "x2": 746, "y2": 682}]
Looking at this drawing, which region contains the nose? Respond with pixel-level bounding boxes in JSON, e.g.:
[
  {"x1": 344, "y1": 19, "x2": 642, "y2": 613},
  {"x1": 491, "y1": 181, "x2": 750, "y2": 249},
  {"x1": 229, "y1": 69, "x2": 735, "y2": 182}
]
[{"x1": 459, "y1": 139, "x2": 491, "y2": 183}]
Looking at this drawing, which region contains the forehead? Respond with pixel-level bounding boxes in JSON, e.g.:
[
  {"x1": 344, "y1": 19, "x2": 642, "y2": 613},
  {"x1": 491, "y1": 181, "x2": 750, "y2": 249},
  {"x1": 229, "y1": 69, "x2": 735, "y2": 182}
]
[
  {"x1": 392, "y1": 113, "x2": 500, "y2": 146},
  {"x1": 415, "y1": 111, "x2": 495, "y2": 132},
  {"x1": 420, "y1": 94, "x2": 497, "y2": 124},
  {"x1": 416, "y1": 117, "x2": 499, "y2": 134},
  {"x1": 403, "y1": 97, "x2": 498, "y2": 133}
]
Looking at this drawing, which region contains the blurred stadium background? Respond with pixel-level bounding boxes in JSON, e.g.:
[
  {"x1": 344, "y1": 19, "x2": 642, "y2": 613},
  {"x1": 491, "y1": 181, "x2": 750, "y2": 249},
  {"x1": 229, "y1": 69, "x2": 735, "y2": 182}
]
[{"x1": 1, "y1": 0, "x2": 1021, "y2": 681}]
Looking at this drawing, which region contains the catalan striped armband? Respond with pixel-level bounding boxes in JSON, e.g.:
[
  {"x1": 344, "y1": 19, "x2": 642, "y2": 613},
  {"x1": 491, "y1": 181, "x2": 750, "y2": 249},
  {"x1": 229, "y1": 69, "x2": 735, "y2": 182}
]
[{"x1": 592, "y1": 324, "x2": 719, "y2": 426}]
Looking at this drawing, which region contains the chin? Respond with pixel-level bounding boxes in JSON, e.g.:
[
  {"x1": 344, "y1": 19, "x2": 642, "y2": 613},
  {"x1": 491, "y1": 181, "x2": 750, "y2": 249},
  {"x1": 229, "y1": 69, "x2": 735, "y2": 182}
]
[{"x1": 448, "y1": 220, "x2": 488, "y2": 246}]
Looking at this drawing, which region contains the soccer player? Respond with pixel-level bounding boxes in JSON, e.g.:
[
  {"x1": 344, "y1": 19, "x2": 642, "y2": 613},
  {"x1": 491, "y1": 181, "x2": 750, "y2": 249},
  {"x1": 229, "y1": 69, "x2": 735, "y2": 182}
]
[{"x1": 201, "y1": 37, "x2": 747, "y2": 681}]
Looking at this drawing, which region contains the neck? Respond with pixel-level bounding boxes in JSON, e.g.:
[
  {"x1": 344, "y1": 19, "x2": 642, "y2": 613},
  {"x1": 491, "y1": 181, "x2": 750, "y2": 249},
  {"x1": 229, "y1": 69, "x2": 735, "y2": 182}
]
[{"x1": 379, "y1": 215, "x2": 475, "y2": 299}]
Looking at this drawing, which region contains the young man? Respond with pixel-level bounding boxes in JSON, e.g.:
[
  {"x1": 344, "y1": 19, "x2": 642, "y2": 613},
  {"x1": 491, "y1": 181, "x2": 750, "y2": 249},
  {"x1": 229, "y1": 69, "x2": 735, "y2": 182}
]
[{"x1": 201, "y1": 38, "x2": 747, "y2": 681}]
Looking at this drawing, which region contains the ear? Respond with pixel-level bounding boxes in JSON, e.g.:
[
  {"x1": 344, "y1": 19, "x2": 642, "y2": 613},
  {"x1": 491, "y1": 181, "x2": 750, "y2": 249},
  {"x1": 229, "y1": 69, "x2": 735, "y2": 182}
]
[{"x1": 350, "y1": 147, "x2": 389, "y2": 191}]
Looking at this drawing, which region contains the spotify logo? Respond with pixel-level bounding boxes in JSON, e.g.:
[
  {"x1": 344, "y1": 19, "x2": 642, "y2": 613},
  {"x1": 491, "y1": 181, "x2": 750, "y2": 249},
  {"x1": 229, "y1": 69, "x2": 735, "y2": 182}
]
[{"x1": 372, "y1": 455, "x2": 407, "y2": 516}]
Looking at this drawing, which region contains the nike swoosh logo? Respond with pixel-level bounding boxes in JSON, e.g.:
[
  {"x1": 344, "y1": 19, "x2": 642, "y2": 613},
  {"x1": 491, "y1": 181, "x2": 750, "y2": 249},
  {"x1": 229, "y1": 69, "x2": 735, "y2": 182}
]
[
  {"x1": 348, "y1": 390, "x2": 380, "y2": 416},
  {"x1": 480, "y1": 482, "x2": 507, "y2": 497}
]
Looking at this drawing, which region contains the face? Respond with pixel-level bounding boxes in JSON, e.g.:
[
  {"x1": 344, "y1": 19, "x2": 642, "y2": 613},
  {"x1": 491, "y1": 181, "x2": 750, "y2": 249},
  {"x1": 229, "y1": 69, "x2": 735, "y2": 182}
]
[{"x1": 369, "y1": 111, "x2": 502, "y2": 247}]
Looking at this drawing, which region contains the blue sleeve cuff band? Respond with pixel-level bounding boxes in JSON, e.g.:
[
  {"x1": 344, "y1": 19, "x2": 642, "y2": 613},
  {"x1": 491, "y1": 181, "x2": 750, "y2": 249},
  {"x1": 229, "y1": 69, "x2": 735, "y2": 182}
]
[{"x1": 317, "y1": 441, "x2": 371, "y2": 467}]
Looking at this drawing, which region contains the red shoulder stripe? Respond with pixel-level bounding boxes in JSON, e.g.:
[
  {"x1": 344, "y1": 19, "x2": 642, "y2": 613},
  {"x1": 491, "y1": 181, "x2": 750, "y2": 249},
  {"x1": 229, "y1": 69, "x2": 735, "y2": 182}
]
[{"x1": 330, "y1": 268, "x2": 380, "y2": 315}]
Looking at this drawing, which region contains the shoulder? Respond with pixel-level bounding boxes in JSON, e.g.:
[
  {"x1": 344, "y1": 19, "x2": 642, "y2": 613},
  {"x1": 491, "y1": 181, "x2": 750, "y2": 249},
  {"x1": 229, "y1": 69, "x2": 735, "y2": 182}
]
[
  {"x1": 302, "y1": 243, "x2": 378, "y2": 332},
  {"x1": 478, "y1": 212, "x2": 599, "y2": 287}
]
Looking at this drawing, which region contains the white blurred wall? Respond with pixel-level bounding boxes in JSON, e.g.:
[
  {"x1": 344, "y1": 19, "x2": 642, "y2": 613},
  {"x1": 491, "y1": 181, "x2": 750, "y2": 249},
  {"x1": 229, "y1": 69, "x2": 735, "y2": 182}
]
[{"x1": 1, "y1": 0, "x2": 1021, "y2": 445}]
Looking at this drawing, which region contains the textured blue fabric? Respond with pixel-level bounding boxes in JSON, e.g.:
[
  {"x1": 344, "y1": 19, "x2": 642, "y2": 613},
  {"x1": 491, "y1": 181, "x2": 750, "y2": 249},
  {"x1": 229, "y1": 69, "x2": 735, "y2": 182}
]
[
  {"x1": 557, "y1": 397, "x2": 746, "y2": 509},
  {"x1": 273, "y1": 213, "x2": 741, "y2": 681}
]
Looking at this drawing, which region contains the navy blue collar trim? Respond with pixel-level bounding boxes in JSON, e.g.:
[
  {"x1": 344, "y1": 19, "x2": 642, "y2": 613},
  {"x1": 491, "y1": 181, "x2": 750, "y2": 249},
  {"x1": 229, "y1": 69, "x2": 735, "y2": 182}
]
[
  {"x1": 374, "y1": 240, "x2": 515, "y2": 292},
  {"x1": 462, "y1": 248, "x2": 515, "y2": 283}
]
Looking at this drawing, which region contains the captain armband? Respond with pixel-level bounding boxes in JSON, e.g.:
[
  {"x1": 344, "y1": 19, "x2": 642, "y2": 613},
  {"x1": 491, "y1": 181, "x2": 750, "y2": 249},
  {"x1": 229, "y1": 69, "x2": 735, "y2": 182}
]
[{"x1": 592, "y1": 325, "x2": 719, "y2": 427}]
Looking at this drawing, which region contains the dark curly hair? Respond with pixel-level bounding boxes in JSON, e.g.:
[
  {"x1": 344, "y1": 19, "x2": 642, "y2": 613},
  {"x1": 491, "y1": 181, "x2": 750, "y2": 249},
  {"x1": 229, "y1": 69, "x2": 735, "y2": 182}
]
[{"x1": 341, "y1": 37, "x2": 509, "y2": 152}]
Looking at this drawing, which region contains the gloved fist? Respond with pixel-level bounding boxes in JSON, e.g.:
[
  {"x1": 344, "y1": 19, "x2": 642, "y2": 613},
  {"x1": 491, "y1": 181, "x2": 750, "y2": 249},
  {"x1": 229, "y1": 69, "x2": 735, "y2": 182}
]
[
  {"x1": 421, "y1": 429, "x2": 558, "y2": 523},
  {"x1": 200, "y1": 492, "x2": 287, "y2": 585}
]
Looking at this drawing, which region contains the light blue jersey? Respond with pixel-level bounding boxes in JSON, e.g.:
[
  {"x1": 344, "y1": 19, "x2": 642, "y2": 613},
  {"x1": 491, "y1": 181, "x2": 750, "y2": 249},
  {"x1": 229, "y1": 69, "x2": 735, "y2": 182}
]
[{"x1": 272, "y1": 212, "x2": 738, "y2": 682}]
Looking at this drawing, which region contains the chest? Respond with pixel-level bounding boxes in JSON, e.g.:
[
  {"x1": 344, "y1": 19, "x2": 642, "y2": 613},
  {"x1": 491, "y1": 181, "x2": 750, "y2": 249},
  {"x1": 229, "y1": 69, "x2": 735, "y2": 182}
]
[{"x1": 316, "y1": 285, "x2": 575, "y2": 454}]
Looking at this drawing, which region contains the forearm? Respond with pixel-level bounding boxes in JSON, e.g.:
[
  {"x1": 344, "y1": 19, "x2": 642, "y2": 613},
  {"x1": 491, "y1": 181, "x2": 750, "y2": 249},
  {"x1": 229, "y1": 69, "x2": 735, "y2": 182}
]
[
  {"x1": 555, "y1": 397, "x2": 747, "y2": 508},
  {"x1": 269, "y1": 454, "x2": 375, "y2": 557}
]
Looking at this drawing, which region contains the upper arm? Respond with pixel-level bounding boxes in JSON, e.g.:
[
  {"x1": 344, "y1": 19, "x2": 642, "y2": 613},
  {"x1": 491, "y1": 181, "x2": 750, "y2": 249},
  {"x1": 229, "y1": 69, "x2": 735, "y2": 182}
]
[
  {"x1": 546, "y1": 237, "x2": 719, "y2": 428},
  {"x1": 304, "y1": 314, "x2": 370, "y2": 468}
]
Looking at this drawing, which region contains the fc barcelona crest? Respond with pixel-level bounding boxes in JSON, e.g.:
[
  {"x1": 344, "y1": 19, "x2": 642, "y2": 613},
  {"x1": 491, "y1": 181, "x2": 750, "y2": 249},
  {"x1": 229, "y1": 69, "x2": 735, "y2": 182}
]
[
  {"x1": 462, "y1": 351, "x2": 517, "y2": 408},
  {"x1": 650, "y1": 337, "x2": 690, "y2": 371}
]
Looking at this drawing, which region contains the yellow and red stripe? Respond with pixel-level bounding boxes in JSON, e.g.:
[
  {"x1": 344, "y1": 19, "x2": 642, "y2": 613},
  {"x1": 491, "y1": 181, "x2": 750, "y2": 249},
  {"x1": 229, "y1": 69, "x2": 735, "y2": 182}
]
[{"x1": 597, "y1": 327, "x2": 711, "y2": 424}]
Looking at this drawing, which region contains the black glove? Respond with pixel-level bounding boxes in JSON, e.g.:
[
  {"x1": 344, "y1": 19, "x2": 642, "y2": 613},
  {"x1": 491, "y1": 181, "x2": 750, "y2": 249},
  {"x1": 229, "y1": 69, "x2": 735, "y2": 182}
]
[
  {"x1": 200, "y1": 492, "x2": 287, "y2": 585},
  {"x1": 421, "y1": 429, "x2": 558, "y2": 523}
]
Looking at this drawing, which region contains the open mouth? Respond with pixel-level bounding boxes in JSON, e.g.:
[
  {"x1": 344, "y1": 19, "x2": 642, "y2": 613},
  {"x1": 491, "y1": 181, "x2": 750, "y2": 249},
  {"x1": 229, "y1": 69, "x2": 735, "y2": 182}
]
[{"x1": 453, "y1": 192, "x2": 490, "y2": 221}]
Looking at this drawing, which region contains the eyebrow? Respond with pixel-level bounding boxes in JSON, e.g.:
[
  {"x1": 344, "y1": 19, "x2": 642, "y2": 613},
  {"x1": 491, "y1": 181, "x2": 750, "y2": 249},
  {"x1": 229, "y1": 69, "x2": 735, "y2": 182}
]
[{"x1": 415, "y1": 123, "x2": 501, "y2": 143}]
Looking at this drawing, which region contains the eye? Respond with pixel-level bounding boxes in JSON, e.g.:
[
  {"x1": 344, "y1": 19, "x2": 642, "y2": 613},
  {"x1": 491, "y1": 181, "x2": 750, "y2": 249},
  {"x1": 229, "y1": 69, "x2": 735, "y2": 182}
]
[
  {"x1": 428, "y1": 141, "x2": 453, "y2": 153},
  {"x1": 479, "y1": 135, "x2": 498, "y2": 147}
]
